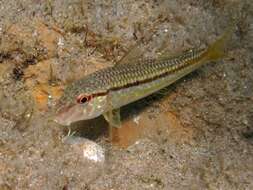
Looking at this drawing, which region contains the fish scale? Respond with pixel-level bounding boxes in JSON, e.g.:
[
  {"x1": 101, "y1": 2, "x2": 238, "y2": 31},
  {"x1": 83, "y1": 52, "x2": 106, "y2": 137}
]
[{"x1": 62, "y1": 48, "x2": 206, "y2": 103}]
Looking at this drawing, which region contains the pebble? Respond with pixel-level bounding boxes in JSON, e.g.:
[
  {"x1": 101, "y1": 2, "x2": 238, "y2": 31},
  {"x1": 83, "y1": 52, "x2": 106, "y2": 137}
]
[{"x1": 64, "y1": 136, "x2": 105, "y2": 163}]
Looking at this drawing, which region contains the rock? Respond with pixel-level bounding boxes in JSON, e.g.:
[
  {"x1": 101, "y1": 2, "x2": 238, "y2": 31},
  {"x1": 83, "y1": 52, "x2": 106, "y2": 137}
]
[{"x1": 64, "y1": 136, "x2": 105, "y2": 163}]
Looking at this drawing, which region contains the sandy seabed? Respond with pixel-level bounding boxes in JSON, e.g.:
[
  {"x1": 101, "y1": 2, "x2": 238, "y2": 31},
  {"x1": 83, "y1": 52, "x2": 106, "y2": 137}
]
[{"x1": 0, "y1": 0, "x2": 252, "y2": 189}]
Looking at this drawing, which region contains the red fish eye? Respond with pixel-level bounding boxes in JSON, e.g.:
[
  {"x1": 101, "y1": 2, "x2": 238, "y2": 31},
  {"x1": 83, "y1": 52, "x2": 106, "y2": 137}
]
[{"x1": 76, "y1": 94, "x2": 91, "y2": 104}]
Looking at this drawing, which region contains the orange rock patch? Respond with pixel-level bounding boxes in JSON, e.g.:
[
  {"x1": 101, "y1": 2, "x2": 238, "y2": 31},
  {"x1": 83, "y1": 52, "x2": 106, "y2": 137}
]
[
  {"x1": 24, "y1": 59, "x2": 64, "y2": 110},
  {"x1": 111, "y1": 111, "x2": 195, "y2": 148},
  {"x1": 31, "y1": 84, "x2": 63, "y2": 111},
  {"x1": 6, "y1": 20, "x2": 64, "y2": 111}
]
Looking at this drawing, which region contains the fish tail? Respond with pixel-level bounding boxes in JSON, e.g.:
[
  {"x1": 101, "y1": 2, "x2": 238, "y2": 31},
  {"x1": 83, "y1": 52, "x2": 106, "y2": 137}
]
[{"x1": 203, "y1": 19, "x2": 237, "y2": 62}]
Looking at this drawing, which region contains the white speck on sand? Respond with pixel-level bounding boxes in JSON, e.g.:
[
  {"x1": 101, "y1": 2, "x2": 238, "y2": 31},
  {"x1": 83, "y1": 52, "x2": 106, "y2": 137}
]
[
  {"x1": 133, "y1": 115, "x2": 140, "y2": 125},
  {"x1": 57, "y1": 37, "x2": 64, "y2": 47}
]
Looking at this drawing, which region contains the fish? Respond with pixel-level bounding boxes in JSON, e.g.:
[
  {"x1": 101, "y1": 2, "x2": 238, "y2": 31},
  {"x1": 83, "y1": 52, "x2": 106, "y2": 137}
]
[{"x1": 54, "y1": 23, "x2": 234, "y2": 128}]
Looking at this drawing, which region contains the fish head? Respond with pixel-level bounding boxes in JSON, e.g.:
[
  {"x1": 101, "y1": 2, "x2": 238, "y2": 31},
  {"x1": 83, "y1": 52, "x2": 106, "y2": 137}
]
[{"x1": 54, "y1": 81, "x2": 109, "y2": 126}]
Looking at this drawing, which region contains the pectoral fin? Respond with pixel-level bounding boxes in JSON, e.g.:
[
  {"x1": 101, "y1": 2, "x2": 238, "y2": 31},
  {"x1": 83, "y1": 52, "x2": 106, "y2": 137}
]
[{"x1": 103, "y1": 109, "x2": 121, "y2": 128}]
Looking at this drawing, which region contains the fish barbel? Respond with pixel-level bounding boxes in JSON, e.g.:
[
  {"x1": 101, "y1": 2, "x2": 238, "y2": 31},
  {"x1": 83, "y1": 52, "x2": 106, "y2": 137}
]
[{"x1": 54, "y1": 25, "x2": 233, "y2": 128}]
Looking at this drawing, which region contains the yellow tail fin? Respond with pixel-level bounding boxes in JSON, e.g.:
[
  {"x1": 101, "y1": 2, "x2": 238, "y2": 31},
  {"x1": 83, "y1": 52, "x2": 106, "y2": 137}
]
[{"x1": 204, "y1": 20, "x2": 236, "y2": 61}]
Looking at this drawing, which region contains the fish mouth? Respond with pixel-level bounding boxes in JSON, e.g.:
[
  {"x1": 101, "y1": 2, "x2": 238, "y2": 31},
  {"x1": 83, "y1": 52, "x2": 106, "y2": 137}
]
[
  {"x1": 54, "y1": 117, "x2": 72, "y2": 126},
  {"x1": 54, "y1": 103, "x2": 84, "y2": 126}
]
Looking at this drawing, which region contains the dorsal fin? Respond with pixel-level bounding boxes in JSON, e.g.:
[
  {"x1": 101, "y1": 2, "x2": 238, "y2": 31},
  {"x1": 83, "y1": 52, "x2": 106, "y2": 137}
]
[{"x1": 116, "y1": 43, "x2": 145, "y2": 65}]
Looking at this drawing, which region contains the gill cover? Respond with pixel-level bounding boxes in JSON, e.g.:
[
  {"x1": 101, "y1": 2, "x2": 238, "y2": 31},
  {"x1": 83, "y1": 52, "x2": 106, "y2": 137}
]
[{"x1": 54, "y1": 95, "x2": 109, "y2": 126}]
